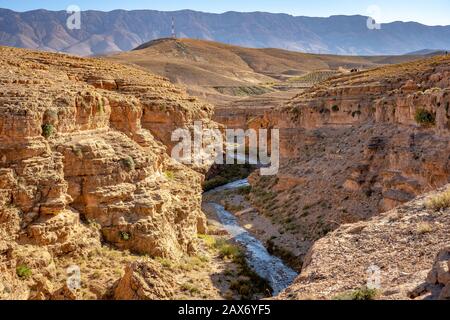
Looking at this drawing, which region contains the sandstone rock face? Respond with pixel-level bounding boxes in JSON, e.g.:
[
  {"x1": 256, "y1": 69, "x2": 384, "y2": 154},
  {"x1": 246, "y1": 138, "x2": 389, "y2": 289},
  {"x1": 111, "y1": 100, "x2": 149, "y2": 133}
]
[
  {"x1": 114, "y1": 261, "x2": 175, "y2": 300},
  {"x1": 0, "y1": 46, "x2": 215, "y2": 299},
  {"x1": 278, "y1": 186, "x2": 450, "y2": 300}
]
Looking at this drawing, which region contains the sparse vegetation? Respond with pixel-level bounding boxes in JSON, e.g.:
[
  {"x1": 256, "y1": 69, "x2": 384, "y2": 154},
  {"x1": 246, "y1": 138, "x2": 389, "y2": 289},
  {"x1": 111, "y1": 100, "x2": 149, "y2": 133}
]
[
  {"x1": 119, "y1": 231, "x2": 131, "y2": 241},
  {"x1": 203, "y1": 176, "x2": 229, "y2": 191},
  {"x1": 287, "y1": 70, "x2": 339, "y2": 84},
  {"x1": 202, "y1": 164, "x2": 255, "y2": 191},
  {"x1": 156, "y1": 257, "x2": 174, "y2": 269},
  {"x1": 41, "y1": 123, "x2": 54, "y2": 138},
  {"x1": 332, "y1": 105, "x2": 340, "y2": 112},
  {"x1": 16, "y1": 265, "x2": 32, "y2": 279},
  {"x1": 164, "y1": 170, "x2": 175, "y2": 180},
  {"x1": 416, "y1": 222, "x2": 433, "y2": 234},
  {"x1": 426, "y1": 190, "x2": 450, "y2": 211},
  {"x1": 415, "y1": 109, "x2": 435, "y2": 126},
  {"x1": 181, "y1": 282, "x2": 201, "y2": 295},
  {"x1": 72, "y1": 146, "x2": 83, "y2": 158},
  {"x1": 97, "y1": 98, "x2": 106, "y2": 115},
  {"x1": 236, "y1": 185, "x2": 252, "y2": 195},
  {"x1": 215, "y1": 239, "x2": 241, "y2": 260},
  {"x1": 198, "y1": 234, "x2": 217, "y2": 248},
  {"x1": 333, "y1": 287, "x2": 378, "y2": 300},
  {"x1": 121, "y1": 157, "x2": 135, "y2": 171}
]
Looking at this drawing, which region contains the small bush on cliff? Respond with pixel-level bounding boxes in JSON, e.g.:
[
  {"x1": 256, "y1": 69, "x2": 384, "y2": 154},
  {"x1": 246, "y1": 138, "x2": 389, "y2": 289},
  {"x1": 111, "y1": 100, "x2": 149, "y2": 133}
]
[
  {"x1": 164, "y1": 170, "x2": 175, "y2": 180},
  {"x1": 181, "y1": 282, "x2": 201, "y2": 295},
  {"x1": 41, "y1": 124, "x2": 54, "y2": 139},
  {"x1": 198, "y1": 234, "x2": 216, "y2": 248},
  {"x1": 236, "y1": 185, "x2": 252, "y2": 195},
  {"x1": 332, "y1": 105, "x2": 340, "y2": 112},
  {"x1": 333, "y1": 287, "x2": 378, "y2": 300},
  {"x1": 121, "y1": 157, "x2": 135, "y2": 171},
  {"x1": 415, "y1": 109, "x2": 435, "y2": 126},
  {"x1": 119, "y1": 231, "x2": 131, "y2": 241},
  {"x1": 16, "y1": 265, "x2": 32, "y2": 279},
  {"x1": 426, "y1": 190, "x2": 450, "y2": 211},
  {"x1": 203, "y1": 176, "x2": 229, "y2": 192},
  {"x1": 215, "y1": 239, "x2": 241, "y2": 261}
]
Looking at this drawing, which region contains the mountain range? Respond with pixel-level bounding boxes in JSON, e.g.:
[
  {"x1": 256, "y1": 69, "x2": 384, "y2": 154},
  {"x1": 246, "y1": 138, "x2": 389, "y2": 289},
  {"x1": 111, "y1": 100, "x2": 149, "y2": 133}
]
[{"x1": 1, "y1": 8, "x2": 450, "y2": 56}]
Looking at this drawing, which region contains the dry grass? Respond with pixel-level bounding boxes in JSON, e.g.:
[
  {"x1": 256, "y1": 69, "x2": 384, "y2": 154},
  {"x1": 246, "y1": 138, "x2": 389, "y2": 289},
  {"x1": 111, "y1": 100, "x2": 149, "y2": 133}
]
[
  {"x1": 416, "y1": 222, "x2": 433, "y2": 235},
  {"x1": 426, "y1": 190, "x2": 450, "y2": 211}
]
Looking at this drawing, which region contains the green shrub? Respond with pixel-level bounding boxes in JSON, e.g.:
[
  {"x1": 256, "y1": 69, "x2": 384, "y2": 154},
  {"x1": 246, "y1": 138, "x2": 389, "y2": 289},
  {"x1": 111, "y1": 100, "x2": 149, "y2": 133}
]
[
  {"x1": 164, "y1": 170, "x2": 175, "y2": 180},
  {"x1": 121, "y1": 157, "x2": 135, "y2": 171},
  {"x1": 41, "y1": 124, "x2": 54, "y2": 138},
  {"x1": 16, "y1": 265, "x2": 32, "y2": 279},
  {"x1": 415, "y1": 109, "x2": 435, "y2": 126},
  {"x1": 119, "y1": 231, "x2": 131, "y2": 241},
  {"x1": 202, "y1": 176, "x2": 229, "y2": 191},
  {"x1": 332, "y1": 105, "x2": 340, "y2": 112},
  {"x1": 333, "y1": 287, "x2": 378, "y2": 300},
  {"x1": 181, "y1": 283, "x2": 201, "y2": 295},
  {"x1": 215, "y1": 239, "x2": 242, "y2": 261},
  {"x1": 198, "y1": 234, "x2": 217, "y2": 248},
  {"x1": 237, "y1": 186, "x2": 252, "y2": 195}
]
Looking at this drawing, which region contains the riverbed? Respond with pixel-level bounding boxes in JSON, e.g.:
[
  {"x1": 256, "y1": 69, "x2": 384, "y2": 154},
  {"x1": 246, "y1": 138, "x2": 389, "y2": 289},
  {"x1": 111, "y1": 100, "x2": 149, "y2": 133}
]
[{"x1": 204, "y1": 179, "x2": 298, "y2": 295}]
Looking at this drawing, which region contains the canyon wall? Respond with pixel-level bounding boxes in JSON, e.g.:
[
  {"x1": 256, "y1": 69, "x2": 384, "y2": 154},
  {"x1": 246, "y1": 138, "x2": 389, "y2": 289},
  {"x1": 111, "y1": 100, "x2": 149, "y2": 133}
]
[
  {"x1": 247, "y1": 55, "x2": 450, "y2": 274},
  {"x1": 0, "y1": 47, "x2": 215, "y2": 299}
]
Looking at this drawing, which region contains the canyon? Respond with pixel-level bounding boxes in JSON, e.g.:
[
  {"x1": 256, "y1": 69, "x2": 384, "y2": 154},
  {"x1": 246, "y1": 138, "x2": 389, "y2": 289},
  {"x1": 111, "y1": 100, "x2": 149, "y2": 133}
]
[{"x1": 1, "y1": 39, "x2": 450, "y2": 301}]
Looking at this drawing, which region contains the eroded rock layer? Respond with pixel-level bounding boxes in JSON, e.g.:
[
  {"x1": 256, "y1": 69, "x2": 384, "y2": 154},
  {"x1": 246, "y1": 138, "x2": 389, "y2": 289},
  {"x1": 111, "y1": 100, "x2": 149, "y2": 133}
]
[{"x1": 0, "y1": 46, "x2": 215, "y2": 299}]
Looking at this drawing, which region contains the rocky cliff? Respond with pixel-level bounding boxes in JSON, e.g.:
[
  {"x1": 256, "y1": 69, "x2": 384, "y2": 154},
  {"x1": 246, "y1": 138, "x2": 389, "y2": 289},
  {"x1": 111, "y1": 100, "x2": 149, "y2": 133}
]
[{"x1": 0, "y1": 46, "x2": 215, "y2": 299}]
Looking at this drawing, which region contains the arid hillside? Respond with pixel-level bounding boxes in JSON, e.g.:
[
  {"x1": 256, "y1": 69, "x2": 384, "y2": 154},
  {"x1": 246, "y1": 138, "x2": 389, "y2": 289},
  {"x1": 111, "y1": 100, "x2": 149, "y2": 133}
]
[
  {"x1": 2, "y1": 9, "x2": 450, "y2": 56},
  {"x1": 239, "y1": 55, "x2": 450, "y2": 298},
  {"x1": 279, "y1": 186, "x2": 450, "y2": 300},
  {"x1": 106, "y1": 38, "x2": 422, "y2": 109}
]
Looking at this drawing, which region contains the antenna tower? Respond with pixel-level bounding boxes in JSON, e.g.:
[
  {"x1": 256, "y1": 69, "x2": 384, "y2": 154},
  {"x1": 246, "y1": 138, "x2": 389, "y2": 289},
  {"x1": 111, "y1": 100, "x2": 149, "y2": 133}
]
[{"x1": 171, "y1": 17, "x2": 176, "y2": 38}]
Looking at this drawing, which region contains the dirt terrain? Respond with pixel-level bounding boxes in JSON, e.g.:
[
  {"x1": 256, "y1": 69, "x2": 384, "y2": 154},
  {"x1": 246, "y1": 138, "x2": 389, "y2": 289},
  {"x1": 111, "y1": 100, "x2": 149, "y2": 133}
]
[{"x1": 106, "y1": 38, "x2": 422, "y2": 109}]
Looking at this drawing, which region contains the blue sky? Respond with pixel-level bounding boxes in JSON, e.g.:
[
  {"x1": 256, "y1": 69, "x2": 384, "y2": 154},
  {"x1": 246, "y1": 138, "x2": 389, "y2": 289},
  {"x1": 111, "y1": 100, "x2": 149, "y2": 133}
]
[{"x1": 1, "y1": 0, "x2": 450, "y2": 26}]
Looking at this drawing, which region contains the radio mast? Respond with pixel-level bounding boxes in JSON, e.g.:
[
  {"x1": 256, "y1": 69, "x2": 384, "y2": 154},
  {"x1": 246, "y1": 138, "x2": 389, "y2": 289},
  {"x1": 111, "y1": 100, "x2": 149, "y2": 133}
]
[{"x1": 171, "y1": 17, "x2": 176, "y2": 38}]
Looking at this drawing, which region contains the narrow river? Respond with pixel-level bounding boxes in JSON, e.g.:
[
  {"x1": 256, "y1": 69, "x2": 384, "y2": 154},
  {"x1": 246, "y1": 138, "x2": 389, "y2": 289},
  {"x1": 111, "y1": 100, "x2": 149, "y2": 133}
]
[{"x1": 205, "y1": 179, "x2": 298, "y2": 295}]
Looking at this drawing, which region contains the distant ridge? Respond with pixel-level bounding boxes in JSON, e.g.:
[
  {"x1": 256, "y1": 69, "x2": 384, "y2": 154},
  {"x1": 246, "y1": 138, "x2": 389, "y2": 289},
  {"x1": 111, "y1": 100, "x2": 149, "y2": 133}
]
[
  {"x1": 106, "y1": 38, "x2": 425, "y2": 107},
  {"x1": 1, "y1": 8, "x2": 450, "y2": 56},
  {"x1": 405, "y1": 49, "x2": 449, "y2": 56}
]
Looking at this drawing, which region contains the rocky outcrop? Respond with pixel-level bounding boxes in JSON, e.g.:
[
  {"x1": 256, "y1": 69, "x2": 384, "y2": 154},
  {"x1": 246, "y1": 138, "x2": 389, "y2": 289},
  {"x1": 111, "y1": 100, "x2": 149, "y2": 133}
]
[
  {"x1": 410, "y1": 246, "x2": 450, "y2": 300},
  {"x1": 278, "y1": 186, "x2": 450, "y2": 300},
  {"x1": 114, "y1": 261, "x2": 175, "y2": 300},
  {"x1": 0, "y1": 46, "x2": 216, "y2": 299}
]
